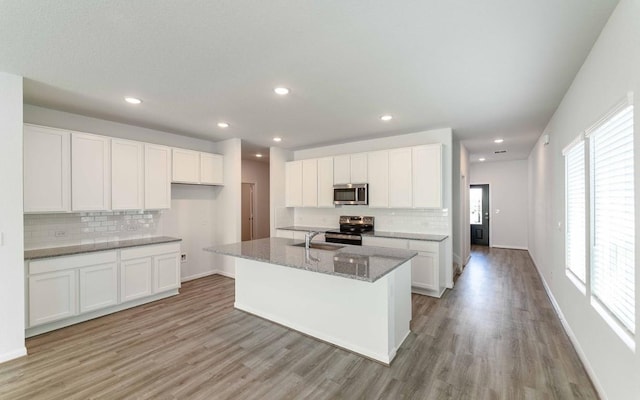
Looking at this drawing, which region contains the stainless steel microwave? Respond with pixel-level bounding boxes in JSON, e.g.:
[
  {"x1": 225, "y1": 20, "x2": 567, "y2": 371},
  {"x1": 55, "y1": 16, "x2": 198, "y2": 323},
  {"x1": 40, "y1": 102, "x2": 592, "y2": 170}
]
[{"x1": 334, "y1": 184, "x2": 368, "y2": 205}]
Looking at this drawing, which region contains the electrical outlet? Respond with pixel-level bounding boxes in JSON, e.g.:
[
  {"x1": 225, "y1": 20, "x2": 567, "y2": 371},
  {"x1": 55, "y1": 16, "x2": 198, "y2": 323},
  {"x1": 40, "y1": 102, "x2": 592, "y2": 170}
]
[
  {"x1": 181, "y1": 254, "x2": 187, "y2": 263},
  {"x1": 54, "y1": 230, "x2": 67, "y2": 237}
]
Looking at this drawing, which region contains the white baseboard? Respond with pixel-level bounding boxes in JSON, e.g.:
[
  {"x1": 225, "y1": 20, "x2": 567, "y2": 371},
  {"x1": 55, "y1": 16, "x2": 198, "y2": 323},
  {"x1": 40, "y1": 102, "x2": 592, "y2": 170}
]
[
  {"x1": 0, "y1": 347, "x2": 27, "y2": 364},
  {"x1": 528, "y1": 251, "x2": 607, "y2": 400},
  {"x1": 214, "y1": 269, "x2": 235, "y2": 279},
  {"x1": 491, "y1": 244, "x2": 528, "y2": 250},
  {"x1": 181, "y1": 270, "x2": 218, "y2": 282}
]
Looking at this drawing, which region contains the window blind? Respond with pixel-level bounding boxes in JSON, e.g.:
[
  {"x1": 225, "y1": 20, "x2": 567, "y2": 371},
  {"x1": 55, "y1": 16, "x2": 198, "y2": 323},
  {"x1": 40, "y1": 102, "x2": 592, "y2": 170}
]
[
  {"x1": 565, "y1": 139, "x2": 586, "y2": 283},
  {"x1": 590, "y1": 104, "x2": 635, "y2": 333}
]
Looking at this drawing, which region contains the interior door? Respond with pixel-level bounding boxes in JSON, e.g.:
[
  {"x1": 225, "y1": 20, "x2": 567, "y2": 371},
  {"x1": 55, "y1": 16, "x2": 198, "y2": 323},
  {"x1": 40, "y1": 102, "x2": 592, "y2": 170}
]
[
  {"x1": 241, "y1": 183, "x2": 254, "y2": 241},
  {"x1": 470, "y1": 184, "x2": 489, "y2": 246}
]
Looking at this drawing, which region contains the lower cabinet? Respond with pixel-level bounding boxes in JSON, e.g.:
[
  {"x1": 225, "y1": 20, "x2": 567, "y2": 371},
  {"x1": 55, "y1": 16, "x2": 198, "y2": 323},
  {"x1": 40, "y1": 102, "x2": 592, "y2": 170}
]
[{"x1": 26, "y1": 242, "x2": 181, "y2": 337}]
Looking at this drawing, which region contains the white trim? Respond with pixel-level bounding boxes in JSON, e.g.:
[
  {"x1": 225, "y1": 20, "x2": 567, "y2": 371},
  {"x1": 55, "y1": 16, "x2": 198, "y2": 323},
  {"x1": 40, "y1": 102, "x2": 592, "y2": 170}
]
[
  {"x1": 491, "y1": 244, "x2": 528, "y2": 251},
  {"x1": 181, "y1": 270, "x2": 218, "y2": 282},
  {"x1": 562, "y1": 132, "x2": 585, "y2": 156},
  {"x1": 528, "y1": 251, "x2": 608, "y2": 400},
  {"x1": 0, "y1": 347, "x2": 27, "y2": 364},
  {"x1": 213, "y1": 269, "x2": 235, "y2": 279},
  {"x1": 584, "y1": 92, "x2": 634, "y2": 138}
]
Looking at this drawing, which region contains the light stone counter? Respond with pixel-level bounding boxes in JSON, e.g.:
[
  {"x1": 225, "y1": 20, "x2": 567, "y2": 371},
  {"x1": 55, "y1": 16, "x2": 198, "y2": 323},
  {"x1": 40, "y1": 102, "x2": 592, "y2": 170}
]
[{"x1": 204, "y1": 237, "x2": 417, "y2": 283}]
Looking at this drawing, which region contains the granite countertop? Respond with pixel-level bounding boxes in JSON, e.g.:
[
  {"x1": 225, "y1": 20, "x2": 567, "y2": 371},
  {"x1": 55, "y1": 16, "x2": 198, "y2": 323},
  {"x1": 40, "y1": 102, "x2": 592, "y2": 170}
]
[
  {"x1": 277, "y1": 225, "x2": 336, "y2": 232},
  {"x1": 363, "y1": 231, "x2": 449, "y2": 242},
  {"x1": 24, "y1": 236, "x2": 182, "y2": 260},
  {"x1": 205, "y1": 237, "x2": 417, "y2": 283}
]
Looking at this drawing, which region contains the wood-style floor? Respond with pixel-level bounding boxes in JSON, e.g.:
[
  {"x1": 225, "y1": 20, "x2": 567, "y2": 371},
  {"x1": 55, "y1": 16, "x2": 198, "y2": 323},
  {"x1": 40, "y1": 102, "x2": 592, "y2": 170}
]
[{"x1": 0, "y1": 246, "x2": 597, "y2": 399}]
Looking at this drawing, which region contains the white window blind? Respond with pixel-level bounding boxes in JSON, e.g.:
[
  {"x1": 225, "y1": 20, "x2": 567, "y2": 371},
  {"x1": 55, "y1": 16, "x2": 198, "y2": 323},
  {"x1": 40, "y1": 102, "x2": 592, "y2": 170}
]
[
  {"x1": 589, "y1": 104, "x2": 635, "y2": 333},
  {"x1": 564, "y1": 138, "x2": 586, "y2": 283}
]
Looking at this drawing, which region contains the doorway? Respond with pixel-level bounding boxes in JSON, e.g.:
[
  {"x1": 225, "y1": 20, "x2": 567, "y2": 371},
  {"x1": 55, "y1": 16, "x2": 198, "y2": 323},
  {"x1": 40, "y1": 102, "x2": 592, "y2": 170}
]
[
  {"x1": 470, "y1": 184, "x2": 489, "y2": 246},
  {"x1": 241, "y1": 183, "x2": 255, "y2": 241}
]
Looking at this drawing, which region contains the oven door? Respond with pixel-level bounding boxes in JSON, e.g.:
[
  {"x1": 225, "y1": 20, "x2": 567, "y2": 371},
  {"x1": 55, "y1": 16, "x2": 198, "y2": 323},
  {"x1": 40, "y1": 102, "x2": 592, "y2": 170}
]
[{"x1": 325, "y1": 232, "x2": 362, "y2": 246}]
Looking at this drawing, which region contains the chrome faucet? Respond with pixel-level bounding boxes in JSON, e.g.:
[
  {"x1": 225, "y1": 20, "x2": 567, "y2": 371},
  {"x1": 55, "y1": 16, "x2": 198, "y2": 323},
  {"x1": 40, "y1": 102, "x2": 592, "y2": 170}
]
[{"x1": 305, "y1": 231, "x2": 322, "y2": 249}]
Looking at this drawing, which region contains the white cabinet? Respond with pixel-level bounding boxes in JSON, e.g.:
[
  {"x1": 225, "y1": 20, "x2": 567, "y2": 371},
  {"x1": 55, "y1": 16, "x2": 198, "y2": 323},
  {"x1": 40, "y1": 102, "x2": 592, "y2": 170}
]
[
  {"x1": 172, "y1": 149, "x2": 224, "y2": 185},
  {"x1": 154, "y1": 253, "x2": 181, "y2": 293},
  {"x1": 79, "y1": 262, "x2": 118, "y2": 313},
  {"x1": 111, "y1": 139, "x2": 144, "y2": 210},
  {"x1": 333, "y1": 153, "x2": 368, "y2": 184},
  {"x1": 302, "y1": 159, "x2": 318, "y2": 207},
  {"x1": 389, "y1": 147, "x2": 413, "y2": 208},
  {"x1": 23, "y1": 124, "x2": 71, "y2": 213},
  {"x1": 71, "y1": 132, "x2": 111, "y2": 211},
  {"x1": 120, "y1": 257, "x2": 153, "y2": 303},
  {"x1": 317, "y1": 157, "x2": 334, "y2": 208},
  {"x1": 200, "y1": 152, "x2": 224, "y2": 185},
  {"x1": 172, "y1": 148, "x2": 200, "y2": 183},
  {"x1": 144, "y1": 144, "x2": 172, "y2": 209},
  {"x1": 285, "y1": 160, "x2": 303, "y2": 207},
  {"x1": 120, "y1": 243, "x2": 181, "y2": 303},
  {"x1": 412, "y1": 144, "x2": 442, "y2": 208},
  {"x1": 28, "y1": 270, "x2": 77, "y2": 326},
  {"x1": 367, "y1": 150, "x2": 389, "y2": 208}
]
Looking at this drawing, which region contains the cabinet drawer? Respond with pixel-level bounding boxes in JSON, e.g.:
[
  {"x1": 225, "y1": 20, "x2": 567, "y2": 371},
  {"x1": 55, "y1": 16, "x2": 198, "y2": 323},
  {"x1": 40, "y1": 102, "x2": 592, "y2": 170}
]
[
  {"x1": 29, "y1": 250, "x2": 117, "y2": 275},
  {"x1": 408, "y1": 240, "x2": 438, "y2": 253},
  {"x1": 362, "y1": 236, "x2": 408, "y2": 249},
  {"x1": 120, "y1": 243, "x2": 180, "y2": 260}
]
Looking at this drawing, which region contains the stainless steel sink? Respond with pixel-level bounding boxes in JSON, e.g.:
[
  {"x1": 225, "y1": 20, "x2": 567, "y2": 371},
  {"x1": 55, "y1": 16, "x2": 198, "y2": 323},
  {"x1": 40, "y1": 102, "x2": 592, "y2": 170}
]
[{"x1": 291, "y1": 242, "x2": 345, "y2": 251}]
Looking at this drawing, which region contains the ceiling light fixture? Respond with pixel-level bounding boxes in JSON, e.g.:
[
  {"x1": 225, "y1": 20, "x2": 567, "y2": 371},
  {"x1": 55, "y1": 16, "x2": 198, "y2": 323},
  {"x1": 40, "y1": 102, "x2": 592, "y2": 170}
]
[
  {"x1": 380, "y1": 115, "x2": 393, "y2": 121},
  {"x1": 274, "y1": 87, "x2": 290, "y2": 95},
  {"x1": 256, "y1": 153, "x2": 263, "y2": 158},
  {"x1": 479, "y1": 157, "x2": 486, "y2": 162},
  {"x1": 217, "y1": 122, "x2": 230, "y2": 128},
  {"x1": 494, "y1": 138, "x2": 504, "y2": 144},
  {"x1": 124, "y1": 97, "x2": 142, "y2": 104},
  {"x1": 273, "y1": 137, "x2": 282, "y2": 142}
]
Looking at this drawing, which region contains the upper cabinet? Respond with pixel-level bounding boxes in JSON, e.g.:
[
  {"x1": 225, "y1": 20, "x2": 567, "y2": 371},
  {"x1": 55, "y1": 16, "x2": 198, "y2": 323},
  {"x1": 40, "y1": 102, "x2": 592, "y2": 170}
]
[
  {"x1": 172, "y1": 148, "x2": 224, "y2": 185},
  {"x1": 111, "y1": 139, "x2": 144, "y2": 210},
  {"x1": 412, "y1": 144, "x2": 442, "y2": 209},
  {"x1": 317, "y1": 157, "x2": 334, "y2": 208},
  {"x1": 388, "y1": 147, "x2": 413, "y2": 208},
  {"x1": 367, "y1": 150, "x2": 389, "y2": 208},
  {"x1": 286, "y1": 158, "x2": 335, "y2": 208},
  {"x1": 333, "y1": 153, "x2": 368, "y2": 184},
  {"x1": 285, "y1": 160, "x2": 303, "y2": 207},
  {"x1": 23, "y1": 124, "x2": 71, "y2": 213},
  {"x1": 71, "y1": 132, "x2": 111, "y2": 211},
  {"x1": 302, "y1": 159, "x2": 318, "y2": 207},
  {"x1": 144, "y1": 144, "x2": 172, "y2": 210}
]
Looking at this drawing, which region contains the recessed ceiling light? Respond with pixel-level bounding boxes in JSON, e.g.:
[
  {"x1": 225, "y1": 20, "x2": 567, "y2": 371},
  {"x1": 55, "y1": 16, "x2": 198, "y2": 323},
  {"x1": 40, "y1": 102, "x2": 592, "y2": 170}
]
[
  {"x1": 256, "y1": 153, "x2": 263, "y2": 158},
  {"x1": 494, "y1": 138, "x2": 504, "y2": 144},
  {"x1": 273, "y1": 137, "x2": 282, "y2": 142},
  {"x1": 380, "y1": 115, "x2": 393, "y2": 121},
  {"x1": 479, "y1": 157, "x2": 486, "y2": 162},
  {"x1": 217, "y1": 122, "x2": 230, "y2": 128},
  {"x1": 274, "y1": 87, "x2": 289, "y2": 95},
  {"x1": 124, "y1": 97, "x2": 142, "y2": 104}
]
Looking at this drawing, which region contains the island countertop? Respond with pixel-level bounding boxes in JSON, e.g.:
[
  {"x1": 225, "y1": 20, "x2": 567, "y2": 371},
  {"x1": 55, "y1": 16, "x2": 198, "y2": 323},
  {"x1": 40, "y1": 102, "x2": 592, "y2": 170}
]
[{"x1": 204, "y1": 237, "x2": 417, "y2": 283}]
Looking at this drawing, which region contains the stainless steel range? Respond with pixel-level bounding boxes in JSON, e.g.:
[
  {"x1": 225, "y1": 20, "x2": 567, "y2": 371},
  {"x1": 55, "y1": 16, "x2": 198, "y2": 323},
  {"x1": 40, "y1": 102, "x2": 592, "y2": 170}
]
[{"x1": 325, "y1": 216, "x2": 374, "y2": 246}]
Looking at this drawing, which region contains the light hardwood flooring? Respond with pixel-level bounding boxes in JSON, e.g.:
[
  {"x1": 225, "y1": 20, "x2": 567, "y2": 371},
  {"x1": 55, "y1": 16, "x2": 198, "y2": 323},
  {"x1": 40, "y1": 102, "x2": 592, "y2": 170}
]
[{"x1": 0, "y1": 246, "x2": 598, "y2": 399}]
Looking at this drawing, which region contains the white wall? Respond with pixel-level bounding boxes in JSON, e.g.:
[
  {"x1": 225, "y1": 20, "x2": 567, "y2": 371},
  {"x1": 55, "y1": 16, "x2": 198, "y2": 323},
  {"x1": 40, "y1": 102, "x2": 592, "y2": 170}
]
[
  {"x1": 241, "y1": 159, "x2": 270, "y2": 239},
  {"x1": 528, "y1": 0, "x2": 640, "y2": 398},
  {"x1": 470, "y1": 159, "x2": 528, "y2": 250},
  {"x1": 269, "y1": 147, "x2": 294, "y2": 237},
  {"x1": 452, "y1": 141, "x2": 470, "y2": 269},
  {"x1": 0, "y1": 72, "x2": 26, "y2": 363}
]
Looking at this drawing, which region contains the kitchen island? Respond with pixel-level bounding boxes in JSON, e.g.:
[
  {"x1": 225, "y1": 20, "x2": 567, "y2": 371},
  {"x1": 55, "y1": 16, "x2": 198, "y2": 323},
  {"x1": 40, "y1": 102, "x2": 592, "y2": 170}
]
[{"x1": 204, "y1": 237, "x2": 417, "y2": 365}]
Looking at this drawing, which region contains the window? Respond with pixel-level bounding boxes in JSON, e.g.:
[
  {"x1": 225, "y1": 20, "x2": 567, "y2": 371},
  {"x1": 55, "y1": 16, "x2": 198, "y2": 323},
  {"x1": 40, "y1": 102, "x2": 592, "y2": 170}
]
[
  {"x1": 564, "y1": 137, "x2": 586, "y2": 283},
  {"x1": 564, "y1": 96, "x2": 635, "y2": 339},
  {"x1": 589, "y1": 103, "x2": 635, "y2": 334},
  {"x1": 470, "y1": 187, "x2": 482, "y2": 225}
]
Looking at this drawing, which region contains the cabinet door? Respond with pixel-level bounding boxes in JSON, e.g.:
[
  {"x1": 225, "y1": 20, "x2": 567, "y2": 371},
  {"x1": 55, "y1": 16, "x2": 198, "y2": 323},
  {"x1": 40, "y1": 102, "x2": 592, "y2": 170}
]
[
  {"x1": 24, "y1": 125, "x2": 71, "y2": 213},
  {"x1": 411, "y1": 253, "x2": 437, "y2": 291},
  {"x1": 317, "y1": 157, "x2": 334, "y2": 208},
  {"x1": 71, "y1": 132, "x2": 111, "y2": 211},
  {"x1": 412, "y1": 144, "x2": 442, "y2": 208},
  {"x1": 302, "y1": 159, "x2": 318, "y2": 207},
  {"x1": 285, "y1": 161, "x2": 303, "y2": 207},
  {"x1": 333, "y1": 155, "x2": 350, "y2": 185},
  {"x1": 350, "y1": 153, "x2": 368, "y2": 183},
  {"x1": 79, "y1": 262, "x2": 118, "y2": 313},
  {"x1": 144, "y1": 144, "x2": 172, "y2": 209},
  {"x1": 153, "y1": 253, "x2": 181, "y2": 293},
  {"x1": 29, "y1": 270, "x2": 77, "y2": 326},
  {"x1": 388, "y1": 147, "x2": 413, "y2": 208},
  {"x1": 172, "y1": 148, "x2": 200, "y2": 183},
  {"x1": 111, "y1": 139, "x2": 144, "y2": 210},
  {"x1": 120, "y1": 257, "x2": 153, "y2": 302},
  {"x1": 367, "y1": 150, "x2": 389, "y2": 208},
  {"x1": 200, "y1": 152, "x2": 224, "y2": 185}
]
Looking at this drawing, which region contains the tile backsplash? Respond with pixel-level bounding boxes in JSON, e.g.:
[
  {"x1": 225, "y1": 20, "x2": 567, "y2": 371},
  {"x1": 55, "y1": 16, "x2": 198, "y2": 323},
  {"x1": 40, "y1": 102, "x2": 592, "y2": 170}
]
[{"x1": 24, "y1": 211, "x2": 162, "y2": 250}]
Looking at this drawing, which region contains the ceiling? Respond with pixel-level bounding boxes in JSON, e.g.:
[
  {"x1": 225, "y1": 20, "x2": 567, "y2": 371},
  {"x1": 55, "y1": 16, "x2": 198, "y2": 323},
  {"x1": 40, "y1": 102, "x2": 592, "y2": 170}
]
[{"x1": 0, "y1": 1, "x2": 619, "y2": 163}]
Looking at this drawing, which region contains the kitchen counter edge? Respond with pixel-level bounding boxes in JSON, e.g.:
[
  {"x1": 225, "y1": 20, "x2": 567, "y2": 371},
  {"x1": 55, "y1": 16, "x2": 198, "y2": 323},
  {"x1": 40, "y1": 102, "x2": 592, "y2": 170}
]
[{"x1": 277, "y1": 226, "x2": 448, "y2": 242}]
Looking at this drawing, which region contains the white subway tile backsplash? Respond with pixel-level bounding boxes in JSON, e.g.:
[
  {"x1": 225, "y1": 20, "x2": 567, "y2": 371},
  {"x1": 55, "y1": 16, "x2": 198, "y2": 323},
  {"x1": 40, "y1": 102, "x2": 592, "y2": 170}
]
[{"x1": 24, "y1": 210, "x2": 161, "y2": 249}]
